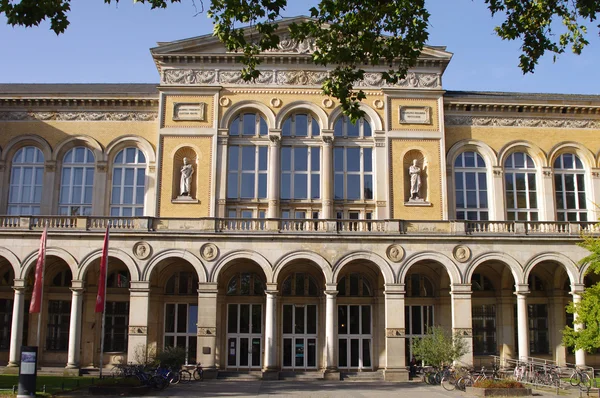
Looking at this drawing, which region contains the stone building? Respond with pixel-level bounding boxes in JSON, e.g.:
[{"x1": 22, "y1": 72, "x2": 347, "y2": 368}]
[{"x1": 0, "y1": 17, "x2": 599, "y2": 380}]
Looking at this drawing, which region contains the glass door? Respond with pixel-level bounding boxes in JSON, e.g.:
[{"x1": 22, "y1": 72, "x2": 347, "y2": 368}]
[
  {"x1": 338, "y1": 305, "x2": 372, "y2": 369},
  {"x1": 404, "y1": 305, "x2": 434, "y2": 364},
  {"x1": 226, "y1": 304, "x2": 262, "y2": 369},
  {"x1": 282, "y1": 304, "x2": 318, "y2": 369},
  {"x1": 164, "y1": 303, "x2": 198, "y2": 364}
]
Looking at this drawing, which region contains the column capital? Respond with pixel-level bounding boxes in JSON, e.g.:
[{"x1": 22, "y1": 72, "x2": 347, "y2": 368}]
[
  {"x1": 324, "y1": 290, "x2": 338, "y2": 297},
  {"x1": 12, "y1": 279, "x2": 27, "y2": 290},
  {"x1": 265, "y1": 290, "x2": 279, "y2": 297},
  {"x1": 321, "y1": 135, "x2": 334, "y2": 145},
  {"x1": 451, "y1": 283, "x2": 473, "y2": 294},
  {"x1": 514, "y1": 284, "x2": 530, "y2": 295},
  {"x1": 198, "y1": 282, "x2": 218, "y2": 294},
  {"x1": 268, "y1": 132, "x2": 281, "y2": 146},
  {"x1": 384, "y1": 283, "x2": 406, "y2": 295},
  {"x1": 570, "y1": 283, "x2": 585, "y2": 296},
  {"x1": 71, "y1": 279, "x2": 85, "y2": 290}
]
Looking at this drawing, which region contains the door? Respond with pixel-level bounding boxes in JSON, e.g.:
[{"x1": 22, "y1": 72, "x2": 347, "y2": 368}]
[
  {"x1": 338, "y1": 304, "x2": 372, "y2": 369},
  {"x1": 226, "y1": 304, "x2": 262, "y2": 369},
  {"x1": 282, "y1": 304, "x2": 318, "y2": 369},
  {"x1": 404, "y1": 305, "x2": 434, "y2": 364},
  {"x1": 164, "y1": 303, "x2": 198, "y2": 365}
]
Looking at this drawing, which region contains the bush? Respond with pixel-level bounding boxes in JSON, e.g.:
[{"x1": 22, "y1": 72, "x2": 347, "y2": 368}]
[
  {"x1": 473, "y1": 379, "x2": 525, "y2": 389},
  {"x1": 156, "y1": 346, "x2": 187, "y2": 370}
]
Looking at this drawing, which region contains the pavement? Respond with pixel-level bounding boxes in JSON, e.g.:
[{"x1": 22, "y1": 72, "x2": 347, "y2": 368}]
[{"x1": 76, "y1": 380, "x2": 582, "y2": 398}]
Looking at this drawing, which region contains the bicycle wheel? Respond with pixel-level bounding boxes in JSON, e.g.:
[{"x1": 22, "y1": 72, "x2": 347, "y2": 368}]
[
  {"x1": 150, "y1": 375, "x2": 169, "y2": 391},
  {"x1": 569, "y1": 371, "x2": 580, "y2": 387},
  {"x1": 441, "y1": 375, "x2": 456, "y2": 391},
  {"x1": 179, "y1": 370, "x2": 192, "y2": 383},
  {"x1": 193, "y1": 368, "x2": 203, "y2": 381},
  {"x1": 579, "y1": 372, "x2": 591, "y2": 391},
  {"x1": 170, "y1": 371, "x2": 181, "y2": 385}
]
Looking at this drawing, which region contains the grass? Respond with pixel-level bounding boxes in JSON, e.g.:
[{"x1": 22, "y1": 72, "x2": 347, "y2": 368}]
[{"x1": 0, "y1": 374, "x2": 133, "y2": 397}]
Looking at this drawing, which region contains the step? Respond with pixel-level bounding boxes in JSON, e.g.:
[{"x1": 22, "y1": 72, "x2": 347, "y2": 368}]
[
  {"x1": 217, "y1": 371, "x2": 263, "y2": 380},
  {"x1": 341, "y1": 370, "x2": 385, "y2": 382},
  {"x1": 279, "y1": 371, "x2": 324, "y2": 380}
]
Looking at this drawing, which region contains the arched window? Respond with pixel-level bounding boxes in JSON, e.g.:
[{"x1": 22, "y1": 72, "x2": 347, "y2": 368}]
[
  {"x1": 59, "y1": 147, "x2": 95, "y2": 216},
  {"x1": 454, "y1": 151, "x2": 488, "y2": 220},
  {"x1": 51, "y1": 269, "x2": 72, "y2": 287},
  {"x1": 504, "y1": 152, "x2": 538, "y2": 221},
  {"x1": 226, "y1": 273, "x2": 265, "y2": 296},
  {"x1": 111, "y1": 147, "x2": 146, "y2": 217},
  {"x1": 8, "y1": 146, "x2": 44, "y2": 216},
  {"x1": 282, "y1": 113, "x2": 320, "y2": 137},
  {"x1": 337, "y1": 273, "x2": 373, "y2": 297},
  {"x1": 229, "y1": 112, "x2": 268, "y2": 136},
  {"x1": 406, "y1": 274, "x2": 435, "y2": 297},
  {"x1": 333, "y1": 116, "x2": 371, "y2": 138},
  {"x1": 554, "y1": 153, "x2": 587, "y2": 222},
  {"x1": 165, "y1": 272, "x2": 198, "y2": 295},
  {"x1": 471, "y1": 273, "x2": 494, "y2": 291},
  {"x1": 334, "y1": 147, "x2": 373, "y2": 200},
  {"x1": 281, "y1": 273, "x2": 319, "y2": 296},
  {"x1": 280, "y1": 146, "x2": 320, "y2": 200}
]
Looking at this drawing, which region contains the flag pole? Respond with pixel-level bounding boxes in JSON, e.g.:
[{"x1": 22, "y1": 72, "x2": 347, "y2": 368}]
[{"x1": 35, "y1": 227, "x2": 47, "y2": 348}]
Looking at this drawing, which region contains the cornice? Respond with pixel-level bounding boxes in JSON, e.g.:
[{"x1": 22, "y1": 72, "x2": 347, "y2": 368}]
[
  {"x1": 445, "y1": 102, "x2": 600, "y2": 116},
  {"x1": 0, "y1": 98, "x2": 159, "y2": 109},
  {"x1": 0, "y1": 110, "x2": 159, "y2": 122},
  {"x1": 445, "y1": 115, "x2": 600, "y2": 129}
]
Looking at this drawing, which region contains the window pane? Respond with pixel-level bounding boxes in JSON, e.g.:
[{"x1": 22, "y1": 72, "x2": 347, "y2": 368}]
[
  {"x1": 311, "y1": 147, "x2": 320, "y2": 171},
  {"x1": 294, "y1": 147, "x2": 308, "y2": 171},
  {"x1": 243, "y1": 114, "x2": 256, "y2": 135},
  {"x1": 294, "y1": 174, "x2": 307, "y2": 199},
  {"x1": 346, "y1": 148, "x2": 360, "y2": 172},
  {"x1": 295, "y1": 114, "x2": 308, "y2": 136},
  {"x1": 347, "y1": 175, "x2": 360, "y2": 200},
  {"x1": 311, "y1": 175, "x2": 320, "y2": 199},
  {"x1": 240, "y1": 174, "x2": 255, "y2": 198},
  {"x1": 364, "y1": 148, "x2": 372, "y2": 172},
  {"x1": 241, "y1": 147, "x2": 255, "y2": 170}
]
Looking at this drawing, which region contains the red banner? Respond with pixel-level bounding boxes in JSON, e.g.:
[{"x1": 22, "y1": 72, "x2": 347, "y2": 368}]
[
  {"x1": 95, "y1": 226, "x2": 110, "y2": 313},
  {"x1": 29, "y1": 227, "x2": 47, "y2": 313}
]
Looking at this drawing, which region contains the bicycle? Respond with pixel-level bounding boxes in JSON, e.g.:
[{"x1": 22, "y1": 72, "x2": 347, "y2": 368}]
[
  {"x1": 192, "y1": 363, "x2": 204, "y2": 381},
  {"x1": 569, "y1": 367, "x2": 592, "y2": 391}
]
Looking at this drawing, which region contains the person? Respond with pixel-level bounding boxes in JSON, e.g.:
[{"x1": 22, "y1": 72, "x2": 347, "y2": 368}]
[
  {"x1": 410, "y1": 355, "x2": 418, "y2": 378},
  {"x1": 409, "y1": 159, "x2": 421, "y2": 200},
  {"x1": 180, "y1": 157, "x2": 194, "y2": 196}
]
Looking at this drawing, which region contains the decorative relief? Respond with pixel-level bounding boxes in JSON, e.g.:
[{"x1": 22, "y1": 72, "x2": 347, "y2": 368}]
[
  {"x1": 162, "y1": 69, "x2": 441, "y2": 89},
  {"x1": 386, "y1": 328, "x2": 405, "y2": 337},
  {"x1": 219, "y1": 97, "x2": 231, "y2": 107},
  {"x1": 454, "y1": 328, "x2": 473, "y2": 337},
  {"x1": 593, "y1": 171, "x2": 600, "y2": 179},
  {"x1": 173, "y1": 102, "x2": 206, "y2": 121},
  {"x1": 197, "y1": 327, "x2": 217, "y2": 336},
  {"x1": 259, "y1": 35, "x2": 317, "y2": 54},
  {"x1": 217, "y1": 199, "x2": 227, "y2": 205},
  {"x1": 493, "y1": 168, "x2": 503, "y2": 177},
  {"x1": 386, "y1": 244, "x2": 405, "y2": 263},
  {"x1": 445, "y1": 115, "x2": 600, "y2": 129},
  {"x1": 543, "y1": 169, "x2": 553, "y2": 178},
  {"x1": 373, "y1": 99, "x2": 384, "y2": 109},
  {"x1": 200, "y1": 243, "x2": 218, "y2": 261},
  {"x1": 322, "y1": 98, "x2": 334, "y2": 109},
  {"x1": 133, "y1": 241, "x2": 152, "y2": 260},
  {"x1": 453, "y1": 245, "x2": 471, "y2": 263},
  {"x1": 129, "y1": 326, "x2": 148, "y2": 335},
  {"x1": 0, "y1": 111, "x2": 158, "y2": 122},
  {"x1": 376, "y1": 201, "x2": 386, "y2": 207},
  {"x1": 270, "y1": 98, "x2": 282, "y2": 108}
]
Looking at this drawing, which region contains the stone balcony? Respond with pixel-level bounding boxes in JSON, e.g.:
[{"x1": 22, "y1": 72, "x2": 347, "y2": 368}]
[{"x1": 0, "y1": 215, "x2": 597, "y2": 237}]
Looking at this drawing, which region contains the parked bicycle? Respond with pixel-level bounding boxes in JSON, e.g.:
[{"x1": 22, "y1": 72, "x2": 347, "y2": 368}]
[
  {"x1": 193, "y1": 363, "x2": 204, "y2": 381},
  {"x1": 569, "y1": 367, "x2": 592, "y2": 391}
]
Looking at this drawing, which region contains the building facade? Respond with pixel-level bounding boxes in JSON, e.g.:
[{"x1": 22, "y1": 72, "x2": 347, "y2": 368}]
[{"x1": 0, "y1": 17, "x2": 599, "y2": 380}]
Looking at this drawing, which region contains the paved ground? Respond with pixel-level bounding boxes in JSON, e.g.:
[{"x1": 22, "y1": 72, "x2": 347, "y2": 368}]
[{"x1": 130, "y1": 380, "x2": 573, "y2": 398}]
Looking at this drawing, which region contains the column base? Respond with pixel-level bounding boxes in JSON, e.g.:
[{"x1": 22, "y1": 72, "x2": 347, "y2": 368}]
[
  {"x1": 384, "y1": 368, "x2": 409, "y2": 382},
  {"x1": 323, "y1": 369, "x2": 341, "y2": 381},
  {"x1": 3, "y1": 366, "x2": 19, "y2": 374},
  {"x1": 203, "y1": 368, "x2": 219, "y2": 380},
  {"x1": 63, "y1": 367, "x2": 80, "y2": 376},
  {"x1": 6, "y1": 362, "x2": 19, "y2": 368},
  {"x1": 262, "y1": 369, "x2": 280, "y2": 380}
]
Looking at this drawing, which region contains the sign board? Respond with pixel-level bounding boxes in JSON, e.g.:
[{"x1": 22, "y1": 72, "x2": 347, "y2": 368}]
[
  {"x1": 17, "y1": 346, "x2": 38, "y2": 398},
  {"x1": 173, "y1": 102, "x2": 206, "y2": 121},
  {"x1": 399, "y1": 106, "x2": 432, "y2": 125}
]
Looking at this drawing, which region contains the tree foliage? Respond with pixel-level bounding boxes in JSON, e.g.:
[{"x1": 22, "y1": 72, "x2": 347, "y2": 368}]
[
  {"x1": 2, "y1": 0, "x2": 599, "y2": 119},
  {"x1": 410, "y1": 326, "x2": 469, "y2": 368},
  {"x1": 562, "y1": 234, "x2": 600, "y2": 353}
]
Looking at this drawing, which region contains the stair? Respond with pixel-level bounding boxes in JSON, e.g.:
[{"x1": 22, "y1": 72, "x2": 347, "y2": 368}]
[
  {"x1": 279, "y1": 371, "x2": 324, "y2": 380},
  {"x1": 341, "y1": 370, "x2": 384, "y2": 382},
  {"x1": 217, "y1": 370, "x2": 263, "y2": 380}
]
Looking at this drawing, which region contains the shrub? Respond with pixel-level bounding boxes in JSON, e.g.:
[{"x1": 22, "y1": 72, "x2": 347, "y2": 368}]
[
  {"x1": 156, "y1": 346, "x2": 187, "y2": 370},
  {"x1": 473, "y1": 379, "x2": 525, "y2": 389}
]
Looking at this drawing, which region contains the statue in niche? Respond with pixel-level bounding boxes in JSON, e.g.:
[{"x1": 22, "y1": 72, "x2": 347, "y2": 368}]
[
  {"x1": 409, "y1": 159, "x2": 422, "y2": 200},
  {"x1": 180, "y1": 157, "x2": 194, "y2": 196}
]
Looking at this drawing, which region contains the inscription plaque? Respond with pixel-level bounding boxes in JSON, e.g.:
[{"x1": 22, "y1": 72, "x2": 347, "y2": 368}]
[
  {"x1": 173, "y1": 102, "x2": 206, "y2": 121},
  {"x1": 399, "y1": 106, "x2": 431, "y2": 124}
]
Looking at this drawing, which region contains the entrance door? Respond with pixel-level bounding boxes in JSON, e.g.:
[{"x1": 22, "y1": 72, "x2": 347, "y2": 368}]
[
  {"x1": 282, "y1": 304, "x2": 317, "y2": 369},
  {"x1": 338, "y1": 305, "x2": 372, "y2": 369},
  {"x1": 405, "y1": 305, "x2": 434, "y2": 363},
  {"x1": 226, "y1": 304, "x2": 262, "y2": 369},
  {"x1": 164, "y1": 303, "x2": 198, "y2": 364}
]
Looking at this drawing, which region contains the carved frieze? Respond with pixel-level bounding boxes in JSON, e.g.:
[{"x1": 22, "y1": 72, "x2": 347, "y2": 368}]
[
  {"x1": 445, "y1": 115, "x2": 600, "y2": 129},
  {"x1": 129, "y1": 326, "x2": 148, "y2": 335},
  {"x1": 197, "y1": 327, "x2": 217, "y2": 336},
  {"x1": 386, "y1": 328, "x2": 406, "y2": 338},
  {"x1": 260, "y1": 35, "x2": 317, "y2": 54},
  {"x1": 0, "y1": 111, "x2": 158, "y2": 122},
  {"x1": 454, "y1": 328, "x2": 473, "y2": 337}
]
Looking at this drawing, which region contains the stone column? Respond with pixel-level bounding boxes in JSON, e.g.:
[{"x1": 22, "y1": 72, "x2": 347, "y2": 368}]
[
  {"x1": 540, "y1": 167, "x2": 555, "y2": 221},
  {"x1": 66, "y1": 281, "x2": 85, "y2": 369},
  {"x1": 324, "y1": 284, "x2": 339, "y2": 379},
  {"x1": 92, "y1": 162, "x2": 108, "y2": 216},
  {"x1": 571, "y1": 286, "x2": 586, "y2": 366},
  {"x1": 491, "y1": 167, "x2": 505, "y2": 220},
  {"x1": 263, "y1": 284, "x2": 278, "y2": 379},
  {"x1": 7, "y1": 279, "x2": 26, "y2": 367},
  {"x1": 515, "y1": 284, "x2": 530, "y2": 361},
  {"x1": 451, "y1": 284, "x2": 473, "y2": 366},
  {"x1": 42, "y1": 161, "x2": 56, "y2": 215},
  {"x1": 267, "y1": 133, "x2": 281, "y2": 220},
  {"x1": 215, "y1": 132, "x2": 229, "y2": 217},
  {"x1": 497, "y1": 294, "x2": 515, "y2": 362},
  {"x1": 384, "y1": 284, "x2": 408, "y2": 381},
  {"x1": 321, "y1": 133, "x2": 334, "y2": 219},
  {"x1": 127, "y1": 281, "x2": 151, "y2": 364},
  {"x1": 197, "y1": 282, "x2": 218, "y2": 378},
  {"x1": 550, "y1": 293, "x2": 567, "y2": 365},
  {"x1": 590, "y1": 170, "x2": 600, "y2": 221}
]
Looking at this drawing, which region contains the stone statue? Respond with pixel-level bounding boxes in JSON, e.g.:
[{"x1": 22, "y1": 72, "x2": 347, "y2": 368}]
[
  {"x1": 409, "y1": 159, "x2": 421, "y2": 200},
  {"x1": 180, "y1": 157, "x2": 194, "y2": 196}
]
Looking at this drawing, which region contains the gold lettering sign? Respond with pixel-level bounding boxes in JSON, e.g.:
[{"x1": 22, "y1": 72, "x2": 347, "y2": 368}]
[
  {"x1": 173, "y1": 102, "x2": 206, "y2": 121},
  {"x1": 399, "y1": 106, "x2": 431, "y2": 125}
]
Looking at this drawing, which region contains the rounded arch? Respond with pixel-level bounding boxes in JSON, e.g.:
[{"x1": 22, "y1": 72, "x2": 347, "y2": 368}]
[
  {"x1": 20, "y1": 247, "x2": 78, "y2": 279},
  {"x1": 52, "y1": 135, "x2": 104, "y2": 162},
  {"x1": 547, "y1": 142, "x2": 595, "y2": 169},
  {"x1": 328, "y1": 104, "x2": 383, "y2": 131},
  {"x1": 210, "y1": 250, "x2": 273, "y2": 283},
  {"x1": 1, "y1": 135, "x2": 52, "y2": 163},
  {"x1": 78, "y1": 248, "x2": 140, "y2": 281},
  {"x1": 220, "y1": 100, "x2": 276, "y2": 130},
  {"x1": 0, "y1": 247, "x2": 21, "y2": 276},
  {"x1": 142, "y1": 249, "x2": 206, "y2": 283},
  {"x1": 275, "y1": 101, "x2": 328, "y2": 130},
  {"x1": 465, "y1": 252, "x2": 523, "y2": 286},
  {"x1": 523, "y1": 252, "x2": 579, "y2": 286},
  {"x1": 498, "y1": 140, "x2": 548, "y2": 168},
  {"x1": 106, "y1": 135, "x2": 156, "y2": 164},
  {"x1": 273, "y1": 251, "x2": 333, "y2": 284},
  {"x1": 399, "y1": 251, "x2": 461, "y2": 285},
  {"x1": 446, "y1": 139, "x2": 498, "y2": 168},
  {"x1": 333, "y1": 251, "x2": 394, "y2": 285}
]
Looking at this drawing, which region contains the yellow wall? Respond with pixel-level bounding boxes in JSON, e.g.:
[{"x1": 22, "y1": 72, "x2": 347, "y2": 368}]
[
  {"x1": 389, "y1": 98, "x2": 439, "y2": 131},
  {"x1": 163, "y1": 95, "x2": 215, "y2": 128}
]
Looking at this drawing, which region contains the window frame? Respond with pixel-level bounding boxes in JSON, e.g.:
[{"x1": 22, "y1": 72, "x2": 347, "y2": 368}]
[
  {"x1": 110, "y1": 147, "x2": 147, "y2": 217},
  {"x1": 46, "y1": 300, "x2": 71, "y2": 352},
  {"x1": 504, "y1": 152, "x2": 539, "y2": 221},
  {"x1": 58, "y1": 146, "x2": 95, "y2": 216},
  {"x1": 7, "y1": 146, "x2": 45, "y2": 216},
  {"x1": 103, "y1": 301, "x2": 129, "y2": 353},
  {"x1": 333, "y1": 146, "x2": 374, "y2": 201},
  {"x1": 454, "y1": 151, "x2": 489, "y2": 221},
  {"x1": 554, "y1": 153, "x2": 588, "y2": 222}
]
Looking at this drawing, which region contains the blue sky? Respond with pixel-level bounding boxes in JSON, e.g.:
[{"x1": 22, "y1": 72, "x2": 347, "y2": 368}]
[{"x1": 1, "y1": 0, "x2": 599, "y2": 94}]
